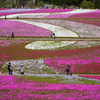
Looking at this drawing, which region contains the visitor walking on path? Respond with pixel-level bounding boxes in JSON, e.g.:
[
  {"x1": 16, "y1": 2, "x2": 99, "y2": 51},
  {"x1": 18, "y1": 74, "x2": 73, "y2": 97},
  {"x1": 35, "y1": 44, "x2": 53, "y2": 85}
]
[
  {"x1": 50, "y1": 33, "x2": 56, "y2": 38},
  {"x1": 19, "y1": 64, "x2": 24, "y2": 75},
  {"x1": 11, "y1": 32, "x2": 15, "y2": 39},
  {"x1": 66, "y1": 64, "x2": 71, "y2": 75},
  {"x1": 52, "y1": 33, "x2": 56, "y2": 38},
  {"x1": 6, "y1": 33, "x2": 9, "y2": 39},
  {"x1": 8, "y1": 63, "x2": 13, "y2": 75},
  {"x1": 5, "y1": 15, "x2": 7, "y2": 19}
]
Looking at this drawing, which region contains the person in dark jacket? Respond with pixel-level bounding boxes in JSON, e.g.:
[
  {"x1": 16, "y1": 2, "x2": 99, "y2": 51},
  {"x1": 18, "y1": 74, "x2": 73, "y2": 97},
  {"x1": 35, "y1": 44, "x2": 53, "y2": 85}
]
[
  {"x1": 8, "y1": 63, "x2": 13, "y2": 75},
  {"x1": 66, "y1": 64, "x2": 70, "y2": 75},
  {"x1": 11, "y1": 32, "x2": 15, "y2": 39},
  {"x1": 52, "y1": 33, "x2": 56, "y2": 38},
  {"x1": 19, "y1": 64, "x2": 24, "y2": 75}
]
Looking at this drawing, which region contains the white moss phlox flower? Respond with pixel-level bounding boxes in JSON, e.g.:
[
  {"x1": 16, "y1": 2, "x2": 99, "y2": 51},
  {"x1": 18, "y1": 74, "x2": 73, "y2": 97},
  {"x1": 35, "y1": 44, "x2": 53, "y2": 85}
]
[{"x1": 25, "y1": 41, "x2": 75, "y2": 50}]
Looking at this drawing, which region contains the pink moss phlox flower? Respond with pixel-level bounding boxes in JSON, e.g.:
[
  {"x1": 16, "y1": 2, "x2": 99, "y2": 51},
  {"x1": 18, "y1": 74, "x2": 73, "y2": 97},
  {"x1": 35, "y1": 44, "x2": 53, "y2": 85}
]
[
  {"x1": 31, "y1": 19, "x2": 100, "y2": 37},
  {"x1": 0, "y1": 40, "x2": 33, "y2": 47},
  {"x1": 0, "y1": 20, "x2": 51, "y2": 37},
  {"x1": 44, "y1": 47, "x2": 100, "y2": 73},
  {"x1": 0, "y1": 75, "x2": 100, "y2": 99},
  {"x1": 45, "y1": 13, "x2": 74, "y2": 18},
  {"x1": 72, "y1": 20, "x2": 100, "y2": 26},
  {"x1": 79, "y1": 75, "x2": 100, "y2": 80},
  {"x1": 0, "y1": 9, "x2": 73, "y2": 17},
  {"x1": 0, "y1": 9, "x2": 10, "y2": 10},
  {"x1": 68, "y1": 10, "x2": 100, "y2": 19}
]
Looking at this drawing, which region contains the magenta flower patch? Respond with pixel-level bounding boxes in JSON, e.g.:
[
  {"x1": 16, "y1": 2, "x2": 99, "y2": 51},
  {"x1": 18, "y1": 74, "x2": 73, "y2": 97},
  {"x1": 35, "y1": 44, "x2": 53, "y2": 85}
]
[
  {"x1": 0, "y1": 75, "x2": 100, "y2": 100},
  {"x1": 68, "y1": 10, "x2": 100, "y2": 19},
  {"x1": 44, "y1": 47, "x2": 100, "y2": 74},
  {"x1": 79, "y1": 75, "x2": 100, "y2": 80}
]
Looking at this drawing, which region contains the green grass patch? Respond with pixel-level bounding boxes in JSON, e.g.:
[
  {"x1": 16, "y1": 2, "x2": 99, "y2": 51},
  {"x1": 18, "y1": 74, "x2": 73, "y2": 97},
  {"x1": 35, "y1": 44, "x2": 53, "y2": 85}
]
[
  {"x1": 30, "y1": 88, "x2": 82, "y2": 95},
  {"x1": 19, "y1": 75, "x2": 100, "y2": 85}
]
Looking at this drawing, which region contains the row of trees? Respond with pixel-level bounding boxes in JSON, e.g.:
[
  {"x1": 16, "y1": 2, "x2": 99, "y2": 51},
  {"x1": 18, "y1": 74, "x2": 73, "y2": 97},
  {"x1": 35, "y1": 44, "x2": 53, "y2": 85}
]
[
  {"x1": 0, "y1": 0, "x2": 100, "y2": 9},
  {"x1": 36, "y1": 0, "x2": 100, "y2": 9}
]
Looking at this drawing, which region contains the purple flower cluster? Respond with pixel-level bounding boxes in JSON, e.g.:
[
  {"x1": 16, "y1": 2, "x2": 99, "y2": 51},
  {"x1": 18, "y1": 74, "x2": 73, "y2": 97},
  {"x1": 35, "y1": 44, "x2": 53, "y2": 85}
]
[{"x1": 0, "y1": 75, "x2": 100, "y2": 100}]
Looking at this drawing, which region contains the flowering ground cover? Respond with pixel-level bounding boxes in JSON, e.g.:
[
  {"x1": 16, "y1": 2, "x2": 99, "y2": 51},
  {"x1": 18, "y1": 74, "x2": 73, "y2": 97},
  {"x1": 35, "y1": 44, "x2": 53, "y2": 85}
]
[
  {"x1": 0, "y1": 9, "x2": 9, "y2": 10},
  {"x1": 25, "y1": 40, "x2": 100, "y2": 50},
  {"x1": 0, "y1": 9, "x2": 73, "y2": 18},
  {"x1": 72, "y1": 20, "x2": 100, "y2": 27},
  {"x1": 0, "y1": 40, "x2": 33, "y2": 47},
  {"x1": 0, "y1": 20, "x2": 52, "y2": 37},
  {"x1": 0, "y1": 75, "x2": 100, "y2": 100},
  {"x1": 0, "y1": 9, "x2": 100, "y2": 99},
  {"x1": 0, "y1": 9, "x2": 96, "y2": 18},
  {"x1": 2, "y1": 59, "x2": 61, "y2": 74},
  {"x1": 67, "y1": 10, "x2": 100, "y2": 19},
  {"x1": 45, "y1": 9, "x2": 96, "y2": 18},
  {"x1": 44, "y1": 45, "x2": 100, "y2": 74},
  {"x1": 79, "y1": 75, "x2": 100, "y2": 80},
  {"x1": 25, "y1": 41, "x2": 76, "y2": 50},
  {"x1": 31, "y1": 19, "x2": 100, "y2": 37},
  {"x1": 10, "y1": 19, "x2": 78, "y2": 38},
  {"x1": 0, "y1": 41, "x2": 100, "y2": 74}
]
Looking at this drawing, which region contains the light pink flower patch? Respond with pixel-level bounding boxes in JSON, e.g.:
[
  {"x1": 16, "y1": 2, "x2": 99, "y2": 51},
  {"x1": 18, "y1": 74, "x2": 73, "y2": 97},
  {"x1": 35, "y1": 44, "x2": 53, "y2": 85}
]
[
  {"x1": 0, "y1": 20, "x2": 52, "y2": 37},
  {"x1": 45, "y1": 13, "x2": 74, "y2": 18}
]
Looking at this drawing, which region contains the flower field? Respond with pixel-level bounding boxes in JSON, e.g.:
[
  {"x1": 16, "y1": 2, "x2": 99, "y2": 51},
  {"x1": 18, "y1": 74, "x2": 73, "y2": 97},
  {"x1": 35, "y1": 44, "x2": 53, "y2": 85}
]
[
  {"x1": 0, "y1": 9, "x2": 100, "y2": 100},
  {"x1": 0, "y1": 9, "x2": 73, "y2": 18},
  {"x1": 0, "y1": 20, "x2": 52, "y2": 37},
  {"x1": 0, "y1": 75, "x2": 100, "y2": 100}
]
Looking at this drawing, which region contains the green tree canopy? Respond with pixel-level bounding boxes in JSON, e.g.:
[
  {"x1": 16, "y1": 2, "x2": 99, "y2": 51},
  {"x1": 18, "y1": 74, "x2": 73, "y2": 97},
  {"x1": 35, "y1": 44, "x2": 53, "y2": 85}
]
[{"x1": 80, "y1": 0, "x2": 95, "y2": 9}]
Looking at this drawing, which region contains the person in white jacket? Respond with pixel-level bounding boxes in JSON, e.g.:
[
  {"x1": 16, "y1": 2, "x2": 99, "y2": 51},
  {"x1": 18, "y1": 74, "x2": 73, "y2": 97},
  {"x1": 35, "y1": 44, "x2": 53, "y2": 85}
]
[{"x1": 19, "y1": 64, "x2": 24, "y2": 75}]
